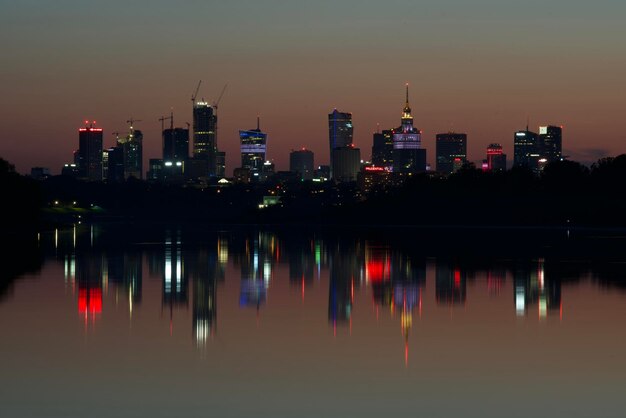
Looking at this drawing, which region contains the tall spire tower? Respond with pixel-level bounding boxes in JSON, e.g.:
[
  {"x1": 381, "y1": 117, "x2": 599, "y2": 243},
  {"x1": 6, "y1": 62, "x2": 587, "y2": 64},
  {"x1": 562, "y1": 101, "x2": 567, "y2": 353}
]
[
  {"x1": 401, "y1": 83, "x2": 414, "y2": 133},
  {"x1": 393, "y1": 83, "x2": 426, "y2": 174}
]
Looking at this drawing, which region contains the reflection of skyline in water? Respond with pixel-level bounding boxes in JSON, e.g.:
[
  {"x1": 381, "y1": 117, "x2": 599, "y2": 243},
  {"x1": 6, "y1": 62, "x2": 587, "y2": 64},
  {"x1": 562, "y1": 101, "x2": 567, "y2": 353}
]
[
  {"x1": 25, "y1": 225, "x2": 626, "y2": 351},
  {"x1": 5, "y1": 225, "x2": 626, "y2": 418}
]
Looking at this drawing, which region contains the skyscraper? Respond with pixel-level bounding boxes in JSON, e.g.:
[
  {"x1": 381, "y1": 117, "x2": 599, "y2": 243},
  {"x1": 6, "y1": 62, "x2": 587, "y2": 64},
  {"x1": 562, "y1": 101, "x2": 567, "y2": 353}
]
[
  {"x1": 328, "y1": 110, "x2": 353, "y2": 179},
  {"x1": 331, "y1": 146, "x2": 361, "y2": 183},
  {"x1": 117, "y1": 125, "x2": 143, "y2": 180},
  {"x1": 436, "y1": 132, "x2": 467, "y2": 175},
  {"x1": 539, "y1": 125, "x2": 562, "y2": 163},
  {"x1": 192, "y1": 102, "x2": 218, "y2": 176},
  {"x1": 103, "y1": 146, "x2": 124, "y2": 183},
  {"x1": 513, "y1": 128, "x2": 539, "y2": 171},
  {"x1": 392, "y1": 85, "x2": 426, "y2": 174},
  {"x1": 77, "y1": 121, "x2": 103, "y2": 181},
  {"x1": 290, "y1": 148, "x2": 315, "y2": 180},
  {"x1": 163, "y1": 128, "x2": 189, "y2": 162},
  {"x1": 486, "y1": 143, "x2": 507, "y2": 172},
  {"x1": 371, "y1": 129, "x2": 394, "y2": 169},
  {"x1": 239, "y1": 118, "x2": 267, "y2": 179}
]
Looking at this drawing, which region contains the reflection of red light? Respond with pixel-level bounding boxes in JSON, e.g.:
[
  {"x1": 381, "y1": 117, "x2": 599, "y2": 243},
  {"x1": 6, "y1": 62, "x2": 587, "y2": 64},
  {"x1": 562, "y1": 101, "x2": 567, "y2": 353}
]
[
  {"x1": 454, "y1": 269, "x2": 461, "y2": 288},
  {"x1": 366, "y1": 259, "x2": 390, "y2": 283},
  {"x1": 78, "y1": 288, "x2": 102, "y2": 314}
]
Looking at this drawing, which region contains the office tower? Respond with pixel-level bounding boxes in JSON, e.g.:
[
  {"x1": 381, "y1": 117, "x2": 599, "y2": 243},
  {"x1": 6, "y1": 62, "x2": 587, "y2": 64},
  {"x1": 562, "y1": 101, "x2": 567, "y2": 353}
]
[
  {"x1": 539, "y1": 125, "x2": 562, "y2": 163},
  {"x1": 163, "y1": 128, "x2": 189, "y2": 162},
  {"x1": 332, "y1": 146, "x2": 361, "y2": 183},
  {"x1": 328, "y1": 109, "x2": 353, "y2": 179},
  {"x1": 371, "y1": 129, "x2": 394, "y2": 168},
  {"x1": 103, "y1": 146, "x2": 124, "y2": 182},
  {"x1": 436, "y1": 132, "x2": 467, "y2": 175},
  {"x1": 392, "y1": 85, "x2": 426, "y2": 174},
  {"x1": 117, "y1": 126, "x2": 143, "y2": 180},
  {"x1": 216, "y1": 151, "x2": 226, "y2": 178},
  {"x1": 290, "y1": 148, "x2": 315, "y2": 180},
  {"x1": 513, "y1": 128, "x2": 539, "y2": 171},
  {"x1": 486, "y1": 143, "x2": 507, "y2": 172},
  {"x1": 77, "y1": 122, "x2": 103, "y2": 181},
  {"x1": 192, "y1": 102, "x2": 218, "y2": 176},
  {"x1": 147, "y1": 159, "x2": 163, "y2": 180},
  {"x1": 239, "y1": 118, "x2": 267, "y2": 179}
]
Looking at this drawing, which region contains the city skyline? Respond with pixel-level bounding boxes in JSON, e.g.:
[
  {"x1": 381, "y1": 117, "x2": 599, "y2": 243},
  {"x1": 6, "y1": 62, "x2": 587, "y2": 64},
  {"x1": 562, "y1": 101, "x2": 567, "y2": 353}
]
[{"x1": 1, "y1": 1, "x2": 625, "y2": 174}]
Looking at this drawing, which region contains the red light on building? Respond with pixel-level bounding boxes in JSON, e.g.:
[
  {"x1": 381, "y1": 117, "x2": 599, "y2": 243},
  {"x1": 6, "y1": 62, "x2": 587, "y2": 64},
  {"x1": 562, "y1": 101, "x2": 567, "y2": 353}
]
[
  {"x1": 365, "y1": 166, "x2": 385, "y2": 172},
  {"x1": 454, "y1": 269, "x2": 461, "y2": 288}
]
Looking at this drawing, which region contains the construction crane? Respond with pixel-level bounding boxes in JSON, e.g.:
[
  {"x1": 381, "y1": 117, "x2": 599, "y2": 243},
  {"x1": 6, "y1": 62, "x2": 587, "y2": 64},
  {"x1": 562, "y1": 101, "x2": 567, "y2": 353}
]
[
  {"x1": 191, "y1": 80, "x2": 202, "y2": 106},
  {"x1": 126, "y1": 117, "x2": 142, "y2": 129},
  {"x1": 212, "y1": 84, "x2": 227, "y2": 112},
  {"x1": 111, "y1": 131, "x2": 122, "y2": 146},
  {"x1": 158, "y1": 111, "x2": 173, "y2": 132}
]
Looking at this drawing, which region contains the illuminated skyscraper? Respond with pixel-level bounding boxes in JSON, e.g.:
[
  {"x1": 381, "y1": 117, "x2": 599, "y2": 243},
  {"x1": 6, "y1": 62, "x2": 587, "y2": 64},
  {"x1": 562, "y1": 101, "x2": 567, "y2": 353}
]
[
  {"x1": 392, "y1": 85, "x2": 426, "y2": 174},
  {"x1": 486, "y1": 143, "x2": 507, "y2": 172},
  {"x1": 77, "y1": 121, "x2": 103, "y2": 181},
  {"x1": 192, "y1": 102, "x2": 218, "y2": 176},
  {"x1": 328, "y1": 110, "x2": 353, "y2": 179},
  {"x1": 513, "y1": 128, "x2": 539, "y2": 171},
  {"x1": 436, "y1": 132, "x2": 467, "y2": 175},
  {"x1": 539, "y1": 125, "x2": 562, "y2": 163},
  {"x1": 239, "y1": 118, "x2": 267, "y2": 179}
]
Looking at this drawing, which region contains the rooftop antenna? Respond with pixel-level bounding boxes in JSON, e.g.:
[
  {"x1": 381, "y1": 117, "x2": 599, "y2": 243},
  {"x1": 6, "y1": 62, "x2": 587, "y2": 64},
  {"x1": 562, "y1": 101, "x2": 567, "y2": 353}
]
[{"x1": 257, "y1": 115, "x2": 260, "y2": 131}]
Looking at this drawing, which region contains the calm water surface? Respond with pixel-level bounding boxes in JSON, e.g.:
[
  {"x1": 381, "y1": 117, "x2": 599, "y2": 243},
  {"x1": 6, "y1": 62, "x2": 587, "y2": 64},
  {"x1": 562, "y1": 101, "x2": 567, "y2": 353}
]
[{"x1": 1, "y1": 225, "x2": 626, "y2": 417}]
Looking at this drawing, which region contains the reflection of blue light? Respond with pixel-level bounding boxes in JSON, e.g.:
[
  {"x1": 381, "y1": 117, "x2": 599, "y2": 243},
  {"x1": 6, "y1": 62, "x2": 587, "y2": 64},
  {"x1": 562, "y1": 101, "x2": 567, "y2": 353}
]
[
  {"x1": 239, "y1": 279, "x2": 266, "y2": 307},
  {"x1": 393, "y1": 284, "x2": 420, "y2": 310}
]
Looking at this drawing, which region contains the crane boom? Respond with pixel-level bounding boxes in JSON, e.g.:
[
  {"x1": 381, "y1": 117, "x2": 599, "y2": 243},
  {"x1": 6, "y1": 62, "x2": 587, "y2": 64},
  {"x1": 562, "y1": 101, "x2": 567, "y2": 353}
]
[
  {"x1": 191, "y1": 80, "x2": 202, "y2": 105},
  {"x1": 212, "y1": 84, "x2": 227, "y2": 110}
]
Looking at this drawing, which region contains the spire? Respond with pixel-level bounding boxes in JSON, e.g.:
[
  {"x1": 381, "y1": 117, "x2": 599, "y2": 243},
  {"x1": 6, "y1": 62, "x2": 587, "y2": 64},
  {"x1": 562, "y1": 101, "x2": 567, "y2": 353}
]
[
  {"x1": 257, "y1": 115, "x2": 260, "y2": 131},
  {"x1": 405, "y1": 83, "x2": 410, "y2": 107},
  {"x1": 402, "y1": 83, "x2": 412, "y2": 116}
]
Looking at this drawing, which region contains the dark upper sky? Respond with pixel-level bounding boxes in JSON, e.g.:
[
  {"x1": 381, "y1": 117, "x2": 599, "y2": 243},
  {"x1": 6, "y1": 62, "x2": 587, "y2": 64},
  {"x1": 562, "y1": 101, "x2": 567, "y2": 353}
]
[{"x1": 1, "y1": 0, "x2": 625, "y2": 174}]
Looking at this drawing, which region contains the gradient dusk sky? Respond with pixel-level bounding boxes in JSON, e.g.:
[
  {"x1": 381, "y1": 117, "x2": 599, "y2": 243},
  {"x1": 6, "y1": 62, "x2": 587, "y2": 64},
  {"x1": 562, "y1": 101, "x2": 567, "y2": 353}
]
[{"x1": 1, "y1": 0, "x2": 625, "y2": 174}]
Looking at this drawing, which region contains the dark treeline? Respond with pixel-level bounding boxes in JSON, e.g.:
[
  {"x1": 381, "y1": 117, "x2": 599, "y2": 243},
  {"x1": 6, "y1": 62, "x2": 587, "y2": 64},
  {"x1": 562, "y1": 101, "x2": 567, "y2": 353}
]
[
  {"x1": 266, "y1": 156, "x2": 626, "y2": 227},
  {"x1": 5, "y1": 155, "x2": 626, "y2": 228}
]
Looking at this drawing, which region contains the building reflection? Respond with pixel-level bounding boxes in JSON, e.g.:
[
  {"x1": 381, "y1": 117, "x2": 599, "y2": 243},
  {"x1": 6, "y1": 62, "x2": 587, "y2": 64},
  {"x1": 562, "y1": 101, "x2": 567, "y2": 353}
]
[
  {"x1": 288, "y1": 236, "x2": 316, "y2": 300},
  {"x1": 513, "y1": 259, "x2": 561, "y2": 318},
  {"x1": 187, "y1": 247, "x2": 222, "y2": 345},
  {"x1": 238, "y1": 232, "x2": 279, "y2": 311},
  {"x1": 328, "y1": 240, "x2": 362, "y2": 331},
  {"x1": 163, "y1": 230, "x2": 188, "y2": 308},
  {"x1": 436, "y1": 261, "x2": 466, "y2": 305},
  {"x1": 107, "y1": 251, "x2": 142, "y2": 308},
  {"x1": 76, "y1": 253, "x2": 104, "y2": 325},
  {"x1": 367, "y1": 242, "x2": 425, "y2": 364}
]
